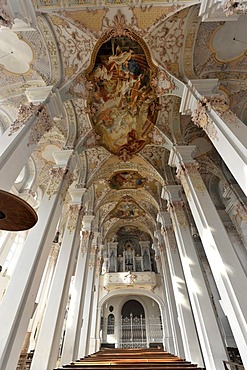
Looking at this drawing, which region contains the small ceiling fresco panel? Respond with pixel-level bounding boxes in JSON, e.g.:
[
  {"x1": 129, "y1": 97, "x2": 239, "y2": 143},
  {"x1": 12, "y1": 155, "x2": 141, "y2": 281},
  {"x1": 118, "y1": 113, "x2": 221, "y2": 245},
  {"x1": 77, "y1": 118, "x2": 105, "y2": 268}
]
[
  {"x1": 108, "y1": 171, "x2": 146, "y2": 190},
  {"x1": 108, "y1": 196, "x2": 145, "y2": 220}
]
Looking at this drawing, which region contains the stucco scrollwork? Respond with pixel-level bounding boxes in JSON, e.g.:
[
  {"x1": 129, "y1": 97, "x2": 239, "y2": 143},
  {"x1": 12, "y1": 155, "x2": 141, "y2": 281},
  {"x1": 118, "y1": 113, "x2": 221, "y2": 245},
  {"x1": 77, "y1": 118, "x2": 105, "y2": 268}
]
[
  {"x1": 151, "y1": 69, "x2": 176, "y2": 96},
  {"x1": 167, "y1": 201, "x2": 188, "y2": 228},
  {"x1": 37, "y1": 16, "x2": 62, "y2": 85},
  {"x1": 67, "y1": 204, "x2": 81, "y2": 233},
  {"x1": 176, "y1": 162, "x2": 206, "y2": 199},
  {"x1": 191, "y1": 97, "x2": 218, "y2": 140},
  {"x1": 192, "y1": 95, "x2": 240, "y2": 137},
  {"x1": 9, "y1": 103, "x2": 44, "y2": 136},
  {"x1": 47, "y1": 167, "x2": 74, "y2": 202},
  {"x1": 0, "y1": 0, "x2": 13, "y2": 28},
  {"x1": 103, "y1": 11, "x2": 133, "y2": 41},
  {"x1": 222, "y1": 0, "x2": 247, "y2": 16},
  {"x1": 47, "y1": 167, "x2": 66, "y2": 199},
  {"x1": 28, "y1": 105, "x2": 53, "y2": 146}
]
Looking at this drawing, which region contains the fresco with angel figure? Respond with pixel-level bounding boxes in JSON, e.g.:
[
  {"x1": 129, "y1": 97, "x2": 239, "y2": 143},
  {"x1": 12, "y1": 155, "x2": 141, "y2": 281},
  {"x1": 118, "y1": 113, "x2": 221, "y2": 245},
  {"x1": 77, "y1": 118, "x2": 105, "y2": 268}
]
[{"x1": 86, "y1": 36, "x2": 159, "y2": 160}]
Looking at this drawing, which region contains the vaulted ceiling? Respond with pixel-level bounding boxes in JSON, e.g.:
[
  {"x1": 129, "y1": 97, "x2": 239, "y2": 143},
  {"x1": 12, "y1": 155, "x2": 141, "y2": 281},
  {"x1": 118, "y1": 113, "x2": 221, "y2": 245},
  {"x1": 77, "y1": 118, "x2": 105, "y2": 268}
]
[{"x1": 1, "y1": 3, "x2": 247, "y2": 244}]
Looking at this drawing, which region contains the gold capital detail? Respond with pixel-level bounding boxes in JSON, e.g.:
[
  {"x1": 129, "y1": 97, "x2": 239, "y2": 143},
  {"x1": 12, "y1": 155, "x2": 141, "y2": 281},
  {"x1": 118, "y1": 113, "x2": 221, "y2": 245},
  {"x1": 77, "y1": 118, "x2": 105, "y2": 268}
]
[
  {"x1": 67, "y1": 204, "x2": 81, "y2": 233},
  {"x1": 168, "y1": 201, "x2": 188, "y2": 229},
  {"x1": 192, "y1": 97, "x2": 218, "y2": 140},
  {"x1": 28, "y1": 105, "x2": 53, "y2": 146},
  {"x1": 9, "y1": 103, "x2": 44, "y2": 136},
  {"x1": 46, "y1": 167, "x2": 74, "y2": 201}
]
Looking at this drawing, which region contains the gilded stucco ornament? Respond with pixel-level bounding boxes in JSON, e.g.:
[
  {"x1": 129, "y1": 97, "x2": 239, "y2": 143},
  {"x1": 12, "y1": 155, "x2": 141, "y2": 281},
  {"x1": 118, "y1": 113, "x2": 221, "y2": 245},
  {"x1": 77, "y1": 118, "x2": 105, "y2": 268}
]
[
  {"x1": 176, "y1": 163, "x2": 206, "y2": 200},
  {"x1": 192, "y1": 97, "x2": 218, "y2": 140},
  {"x1": 0, "y1": 0, "x2": 13, "y2": 28},
  {"x1": 47, "y1": 167, "x2": 66, "y2": 199},
  {"x1": 167, "y1": 201, "x2": 188, "y2": 228},
  {"x1": 28, "y1": 105, "x2": 53, "y2": 146},
  {"x1": 192, "y1": 95, "x2": 239, "y2": 137},
  {"x1": 47, "y1": 167, "x2": 74, "y2": 201},
  {"x1": 67, "y1": 204, "x2": 81, "y2": 233},
  {"x1": 69, "y1": 74, "x2": 93, "y2": 99},
  {"x1": 151, "y1": 69, "x2": 176, "y2": 97},
  {"x1": 222, "y1": 0, "x2": 247, "y2": 16},
  {"x1": 9, "y1": 103, "x2": 44, "y2": 136}
]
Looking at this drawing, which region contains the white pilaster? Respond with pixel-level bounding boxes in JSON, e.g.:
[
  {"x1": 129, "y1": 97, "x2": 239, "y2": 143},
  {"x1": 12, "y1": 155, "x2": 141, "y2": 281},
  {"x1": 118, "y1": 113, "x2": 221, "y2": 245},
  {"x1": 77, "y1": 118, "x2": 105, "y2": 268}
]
[
  {"x1": 0, "y1": 151, "x2": 75, "y2": 370},
  {"x1": 88, "y1": 250, "x2": 101, "y2": 355},
  {"x1": 78, "y1": 240, "x2": 98, "y2": 357},
  {"x1": 155, "y1": 237, "x2": 184, "y2": 357},
  {"x1": 163, "y1": 185, "x2": 228, "y2": 370},
  {"x1": 30, "y1": 192, "x2": 83, "y2": 370},
  {"x1": 61, "y1": 214, "x2": 94, "y2": 363},
  {"x1": 180, "y1": 80, "x2": 247, "y2": 196},
  {"x1": 169, "y1": 145, "x2": 247, "y2": 369},
  {"x1": 159, "y1": 212, "x2": 204, "y2": 368},
  {"x1": 28, "y1": 243, "x2": 60, "y2": 351}
]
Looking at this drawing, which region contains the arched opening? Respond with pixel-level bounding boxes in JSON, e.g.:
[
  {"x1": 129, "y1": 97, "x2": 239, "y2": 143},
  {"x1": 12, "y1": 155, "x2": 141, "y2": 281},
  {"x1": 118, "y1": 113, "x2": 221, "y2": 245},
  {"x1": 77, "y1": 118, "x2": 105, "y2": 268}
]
[{"x1": 120, "y1": 299, "x2": 146, "y2": 348}]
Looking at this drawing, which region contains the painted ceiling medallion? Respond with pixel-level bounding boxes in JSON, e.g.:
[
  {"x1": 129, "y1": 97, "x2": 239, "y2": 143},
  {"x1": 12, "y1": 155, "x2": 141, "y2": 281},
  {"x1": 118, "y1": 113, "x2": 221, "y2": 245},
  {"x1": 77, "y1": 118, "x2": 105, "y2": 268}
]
[
  {"x1": 86, "y1": 13, "x2": 159, "y2": 161},
  {"x1": 108, "y1": 196, "x2": 145, "y2": 219},
  {"x1": 109, "y1": 171, "x2": 146, "y2": 190}
]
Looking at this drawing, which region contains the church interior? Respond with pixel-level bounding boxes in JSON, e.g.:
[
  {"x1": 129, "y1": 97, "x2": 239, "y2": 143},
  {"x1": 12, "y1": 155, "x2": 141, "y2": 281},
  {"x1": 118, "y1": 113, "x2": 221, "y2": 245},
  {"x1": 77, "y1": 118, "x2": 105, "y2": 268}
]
[{"x1": 0, "y1": 0, "x2": 247, "y2": 369}]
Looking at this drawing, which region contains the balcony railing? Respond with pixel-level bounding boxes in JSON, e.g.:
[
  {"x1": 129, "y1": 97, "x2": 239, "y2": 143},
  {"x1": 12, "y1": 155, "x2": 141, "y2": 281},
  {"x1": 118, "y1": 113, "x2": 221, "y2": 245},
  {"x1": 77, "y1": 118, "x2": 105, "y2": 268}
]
[{"x1": 102, "y1": 271, "x2": 158, "y2": 291}]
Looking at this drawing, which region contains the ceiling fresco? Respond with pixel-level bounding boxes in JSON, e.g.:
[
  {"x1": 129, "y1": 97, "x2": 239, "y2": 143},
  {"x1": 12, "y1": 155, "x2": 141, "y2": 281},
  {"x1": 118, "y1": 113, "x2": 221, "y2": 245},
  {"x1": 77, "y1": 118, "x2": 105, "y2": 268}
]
[
  {"x1": 108, "y1": 171, "x2": 146, "y2": 190},
  {"x1": 2, "y1": 3, "x2": 244, "y2": 245},
  {"x1": 108, "y1": 195, "x2": 145, "y2": 219},
  {"x1": 86, "y1": 34, "x2": 159, "y2": 161}
]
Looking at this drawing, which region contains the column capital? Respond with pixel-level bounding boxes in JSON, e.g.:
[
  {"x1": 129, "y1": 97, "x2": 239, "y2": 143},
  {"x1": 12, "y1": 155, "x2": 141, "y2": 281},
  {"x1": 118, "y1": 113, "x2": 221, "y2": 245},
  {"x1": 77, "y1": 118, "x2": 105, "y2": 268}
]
[
  {"x1": 82, "y1": 215, "x2": 95, "y2": 231},
  {"x1": 157, "y1": 211, "x2": 172, "y2": 228},
  {"x1": 168, "y1": 145, "x2": 197, "y2": 168},
  {"x1": 25, "y1": 86, "x2": 53, "y2": 105},
  {"x1": 53, "y1": 150, "x2": 74, "y2": 166},
  {"x1": 188, "y1": 79, "x2": 219, "y2": 98},
  {"x1": 69, "y1": 187, "x2": 86, "y2": 204},
  {"x1": 162, "y1": 185, "x2": 182, "y2": 202}
]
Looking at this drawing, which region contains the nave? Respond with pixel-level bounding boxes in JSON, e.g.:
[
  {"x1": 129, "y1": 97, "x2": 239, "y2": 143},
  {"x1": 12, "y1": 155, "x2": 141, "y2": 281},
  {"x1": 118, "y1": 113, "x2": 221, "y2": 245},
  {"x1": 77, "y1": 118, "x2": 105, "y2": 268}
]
[{"x1": 55, "y1": 348, "x2": 205, "y2": 370}]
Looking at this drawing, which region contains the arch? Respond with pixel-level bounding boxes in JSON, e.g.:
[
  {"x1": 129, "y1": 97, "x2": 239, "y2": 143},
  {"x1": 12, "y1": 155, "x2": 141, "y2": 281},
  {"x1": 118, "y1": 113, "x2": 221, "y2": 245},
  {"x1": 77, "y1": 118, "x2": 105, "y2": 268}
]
[
  {"x1": 99, "y1": 289, "x2": 165, "y2": 311},
  {"x1": 121, "y1": 299, "x2": 145, "y2": 318}
]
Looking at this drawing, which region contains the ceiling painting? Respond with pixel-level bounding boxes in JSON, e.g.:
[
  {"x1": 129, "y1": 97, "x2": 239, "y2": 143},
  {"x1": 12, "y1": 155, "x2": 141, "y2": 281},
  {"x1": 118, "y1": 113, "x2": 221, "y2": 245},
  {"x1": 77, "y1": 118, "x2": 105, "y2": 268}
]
[
  {"x1": 108, "y1": 196, "x2": 145, "y2": 219},
  {"x1": 105, "y1": 218, "x2": 154, "y2": 239},
  {"x1": 108, "y1": 171, "x2": 146, "y2": 190},
  {"x1": 87, "y1": 152, "x2": 165, "y2": 187},
  {"x1": 117, "y1": 226, "x2": 150, "y2": 241},
  {"x1": 85, "y1": 16, "x2": 160, "y2": 161},
  {"x1": 95, "y1": 188, "x2": 159, "y2": 212}
]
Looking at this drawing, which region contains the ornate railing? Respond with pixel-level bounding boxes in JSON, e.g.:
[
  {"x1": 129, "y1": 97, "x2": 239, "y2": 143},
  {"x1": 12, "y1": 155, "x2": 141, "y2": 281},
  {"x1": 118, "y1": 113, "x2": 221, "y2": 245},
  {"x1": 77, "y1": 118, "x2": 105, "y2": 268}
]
[{"x1": 101, "y1": 315, "x2": 163, "y2": 349}]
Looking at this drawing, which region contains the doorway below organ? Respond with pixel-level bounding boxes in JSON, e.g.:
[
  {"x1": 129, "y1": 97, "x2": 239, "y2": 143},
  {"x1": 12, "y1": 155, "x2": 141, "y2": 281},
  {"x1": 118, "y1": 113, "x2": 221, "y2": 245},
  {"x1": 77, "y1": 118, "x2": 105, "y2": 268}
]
[{"x1": 100, "y1": 296, "x2": 164, "y2": 349}]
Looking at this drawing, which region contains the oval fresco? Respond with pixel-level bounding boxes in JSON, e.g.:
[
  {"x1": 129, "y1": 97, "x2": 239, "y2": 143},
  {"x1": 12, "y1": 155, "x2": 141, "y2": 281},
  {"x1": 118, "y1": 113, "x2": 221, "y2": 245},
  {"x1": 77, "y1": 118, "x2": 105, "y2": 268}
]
[
  {"x1": 86, "y1": 36, "x2": 159, "y2": 161},
  {"x1": 109, "y1": 171, "x2": 146, "y2": 190}
]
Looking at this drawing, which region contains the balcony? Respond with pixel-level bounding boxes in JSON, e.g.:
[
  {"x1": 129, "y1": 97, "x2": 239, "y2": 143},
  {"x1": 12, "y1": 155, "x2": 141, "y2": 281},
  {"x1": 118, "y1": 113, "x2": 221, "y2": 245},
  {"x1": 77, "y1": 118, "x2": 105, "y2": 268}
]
[{"x1": 102, "y1": 271, "x2": 158, "y2": 291}]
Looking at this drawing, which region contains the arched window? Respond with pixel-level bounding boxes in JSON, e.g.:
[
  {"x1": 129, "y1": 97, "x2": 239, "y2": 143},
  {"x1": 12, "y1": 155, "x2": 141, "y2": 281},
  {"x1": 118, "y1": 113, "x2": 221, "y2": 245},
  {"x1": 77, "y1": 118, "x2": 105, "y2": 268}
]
[{"x1": 107, "y1": 314, "x2": 115, "y2": 334}]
